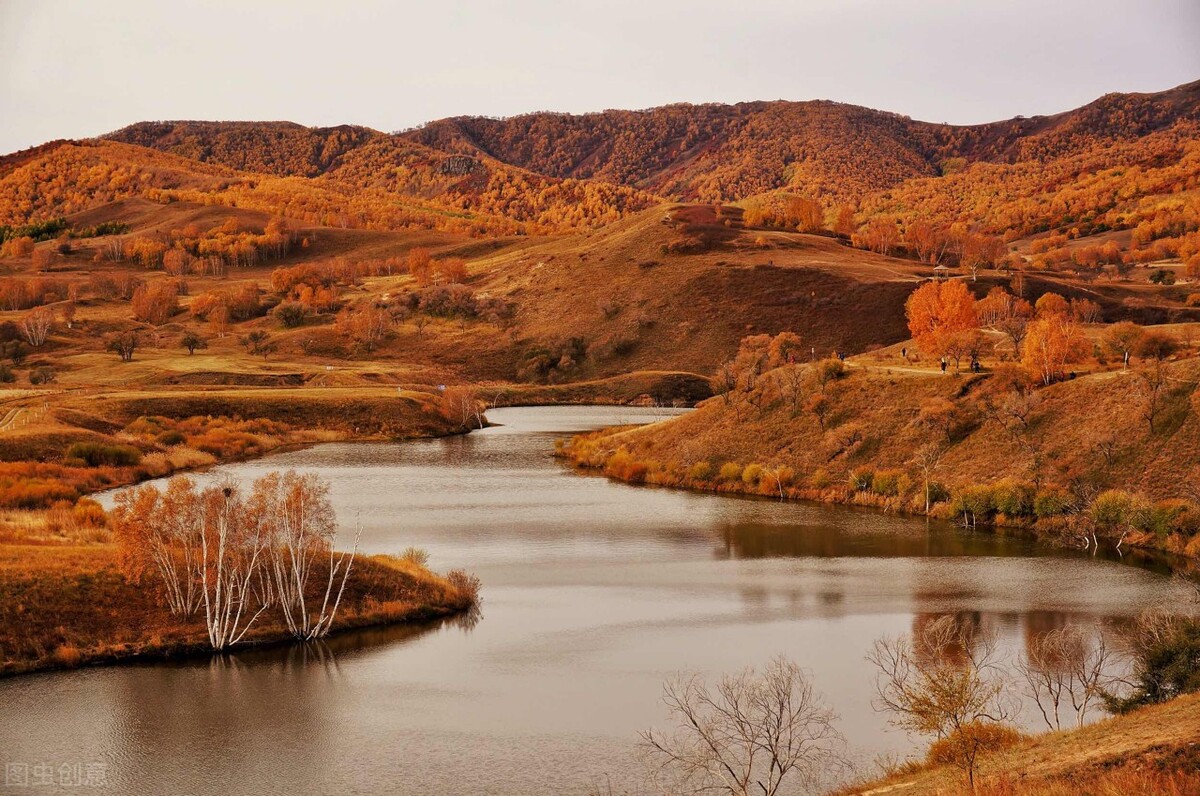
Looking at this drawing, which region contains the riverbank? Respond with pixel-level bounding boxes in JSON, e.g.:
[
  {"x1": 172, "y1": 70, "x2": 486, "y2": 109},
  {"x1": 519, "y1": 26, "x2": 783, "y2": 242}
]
[
  {"x1": 843, "y1": 691, "x2": 1200, "y2": 794},
  {"x1": 559, "y1": 360, "x2": 1200, "y2": 567},
  {"x1": 0, "y1": 543, "x2": 477, "y2": 677}
]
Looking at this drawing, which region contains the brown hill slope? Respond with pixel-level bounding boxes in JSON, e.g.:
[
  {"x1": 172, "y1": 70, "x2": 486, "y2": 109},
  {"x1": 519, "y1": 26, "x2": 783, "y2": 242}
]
[
  {"x1": 106, "y1": 121, "x2": 380, "y2": 177},
  {"x1": 467, "y1": 204, "x2": 925, "y2": 376},
  {"x1": 404, "y1": 80, "x2": 1200, "y2": 202},
  {"x1": 844, "y1": 691, "x2": 1200, "y2": 795}
]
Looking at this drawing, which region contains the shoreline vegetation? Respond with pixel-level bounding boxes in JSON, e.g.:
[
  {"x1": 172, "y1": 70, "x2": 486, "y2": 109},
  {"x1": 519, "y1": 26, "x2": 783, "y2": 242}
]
[
  {"x1": 561, "y1": 425, "x2": 1197, "y2": 568},
  {"x1": 0, "y1": 543, "x2": 476, "y2": 678},
  {"x1": 560, "y1": 322, "x2": 1200, "y2": 570}
]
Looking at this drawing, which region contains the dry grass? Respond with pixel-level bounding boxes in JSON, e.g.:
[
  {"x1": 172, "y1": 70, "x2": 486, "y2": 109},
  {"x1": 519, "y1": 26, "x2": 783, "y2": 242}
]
[{"x1": 845, "y1": 693, "x2": 1200, "y2": 795}]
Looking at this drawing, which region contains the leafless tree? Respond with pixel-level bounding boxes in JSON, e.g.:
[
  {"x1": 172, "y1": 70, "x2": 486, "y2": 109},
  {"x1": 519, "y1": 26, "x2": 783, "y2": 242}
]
[
  {"x1": 867, "y1": 616, "x2": 1019, "y2": 791},
  {"x1": 256, "y1": 472, "x2": 361, "y2": 642},
  {"x1": 640, "y1": 656, "x2": 847, "y2": 796},
  {"x1": 779, "y1": 366, "x2": 807, "y2": 417},
  {"x1": 199, "y1": 480, "x2": 271, "y2": 651},
  {"x1": 20, "y1": 307, "x2": 53, "y2": 347},
  {"x1": 442, "y1": 386, "x2": 486, "y2": 430},
  {"x1": 1017, "y1": 626, "x2": 1114, "y2": 730},
  {"x1": 909, "y1": 443, "x2": 945, "y2": 514}
]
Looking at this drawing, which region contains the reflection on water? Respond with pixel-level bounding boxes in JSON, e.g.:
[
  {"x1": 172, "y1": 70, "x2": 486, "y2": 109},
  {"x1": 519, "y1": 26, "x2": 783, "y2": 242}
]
[{"x1": 4, "y1": 406, "x2": 1192, "y2": 796}]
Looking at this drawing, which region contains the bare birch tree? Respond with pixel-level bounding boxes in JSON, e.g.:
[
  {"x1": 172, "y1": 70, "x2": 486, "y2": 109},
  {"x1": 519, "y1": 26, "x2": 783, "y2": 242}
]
[
  {"x1": 1017, "y1": 625, "x2": 1114, "y2": 730},
  {"x1": 255, "y1": 471, "x2": 360, "y2": 641},
  {"x1": 198, "y1": 480, "x2": 271, "y2": 651},
  {"x1": 910, "y1": 442, "x2": 945, "y2": 514},
  {"x1": 640, "y1": 656, "x2": 846, "y2": 796},
  {"x1": 20, "y1": 306, "x2": 53, "y2": 347}
]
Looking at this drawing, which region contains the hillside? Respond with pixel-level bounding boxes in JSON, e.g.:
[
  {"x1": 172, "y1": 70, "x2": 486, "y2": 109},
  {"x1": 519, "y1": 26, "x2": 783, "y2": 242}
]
[
  {"x1": 563, "y1": 343, "x2": 1200, "y2": 561},
  {"x1": 61, "y1": 81, "x2": 1195, "y2": 255},
  {"x1": 845, "y1": 691, "x2": 1200, "y2": 794},
  {"x1": 404, "y1": 80, "x2": 1200, "y2": 202},
  {"x1": 103, "y1": 121, "x2": 659, "y2": 233}
]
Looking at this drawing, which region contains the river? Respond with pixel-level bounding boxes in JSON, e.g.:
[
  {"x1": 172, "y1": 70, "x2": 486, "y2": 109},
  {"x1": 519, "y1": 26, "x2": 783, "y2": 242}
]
[{"x1": 0, "y1": 406, "x2": 1188, "y2": 795}]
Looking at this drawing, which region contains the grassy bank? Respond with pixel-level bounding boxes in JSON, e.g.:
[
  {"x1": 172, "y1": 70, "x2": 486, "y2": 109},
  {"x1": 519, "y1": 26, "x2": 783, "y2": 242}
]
[
  {"x1": 560, "y1": 358, "x2": 1200, "y2": 564},
  {"x1": 0, "y1": 543, "x2": 477, "y2": 677},
  {"x1": 843, "y1": 692, "x2": 1200, "y2": 795}
]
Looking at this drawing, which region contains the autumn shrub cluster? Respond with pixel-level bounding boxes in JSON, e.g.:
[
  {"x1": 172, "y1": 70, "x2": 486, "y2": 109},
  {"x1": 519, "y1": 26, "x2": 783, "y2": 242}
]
[
  {"x1": 0, "y1": 277, "x2": 71, "y2": 311},
  {"x1": 125, "y1": 415, "x2": 291, "y2": 460},
  {"x1": 0, "y1": 462, "x2": 127, "y2": 509}
]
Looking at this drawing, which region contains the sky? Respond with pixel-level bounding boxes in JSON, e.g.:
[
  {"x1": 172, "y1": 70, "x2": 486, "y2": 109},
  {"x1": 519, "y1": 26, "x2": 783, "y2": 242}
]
[{"x1": 1, "y1": 0, "x2": 1198, "y2": 154}]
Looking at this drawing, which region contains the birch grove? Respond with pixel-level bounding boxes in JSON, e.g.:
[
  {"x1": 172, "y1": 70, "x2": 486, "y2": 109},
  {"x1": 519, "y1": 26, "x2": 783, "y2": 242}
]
[{"x1": 113, "y1": 471, "x2": 359, "y2": 651}]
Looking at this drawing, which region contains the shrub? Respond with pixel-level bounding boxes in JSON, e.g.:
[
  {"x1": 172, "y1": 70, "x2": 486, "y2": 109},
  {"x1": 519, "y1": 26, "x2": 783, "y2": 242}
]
[
  {"x1": 28, "y1": 366, "x2": 55, "y2": 385},
  {"x1": 810, "y1": 468, "x2": 832, "y2": 489},
  {"x1": 1137, "y1": 500, "x2": 1190, "y2": 539},
  {"x1": 0, "y1": 364, "x2": 14, "y2": 384},
  {"x1": 871, "y1": 470, "x2": 902, "y2": 497},
  {"x1": 137, "y1": 452, "x2": 174, "y2": 478},
  {"x1": 605, "y1": 448, "x2": 648, "y2": 484},
  {"x1": 991, "y1": 478, "x2": 1035, "y2": 517},
  {"x1": 952, "y1": 485, "x2": 995, "y2": 524},
  {"x1": 718, "y1": 462, "x2": 744, "y2": 483},
  {"x1": 446, "y1": 569, "x2": 481, "y2": 605},
  {"x1": 51, "y1": 644, "x2": 84, "y2": 668},
  {"x1": 848, "y1": 467, "x2": 874, "y2": 492},
  {"x1": 926, "y1": 480, "x2": 950, "y2": 506},
  {"x1": 926, "y1": 722, "x2": 1022, "y2": 766},
  {"x1": 816, "y1": 357, "x2": 847, "y2": 384},
  {"x1": 1106, "y1": 614, "x2": 1200, "y2": 712},
  {"x1": 72, "y1": 497, "x2": 108, "y2": 527},
  {"x1": 273, "y1": 301, "x2": 309, "y2": 328},
  {"x1": 401, "y1": 546, "x2": 429, "y2": 566},
  {"x1": 1091, "y1": 489, "x2": 1140, "y2": 532},
  {"x1": 1034, "y1": 487, "x2": 1071, "y2": 518},
  {"x1": 741, "y1": 463, "x2": 764, "y2": 487},
  {"x1": 157, "y1": 430, "x2": 186, "y2": 446},
  {"x1": 64, "y1": 442, "x2": 142, "y2": 468},
  {"x1": 687, "y1": 461, "x2": 712, "y2": 481},
  {"x1": 1165, "y1": 501, "x2": 1200, "y2": 538}
]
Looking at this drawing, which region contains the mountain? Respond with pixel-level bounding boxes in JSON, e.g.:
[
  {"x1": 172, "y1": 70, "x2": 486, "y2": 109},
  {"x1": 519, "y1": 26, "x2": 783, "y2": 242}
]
[
  {"x1": 402, "y1": 80, "x2": 1200, "y2": 202},
  {"x1": 0, "y1": 80, "x2": 1196, "y2": 250}
]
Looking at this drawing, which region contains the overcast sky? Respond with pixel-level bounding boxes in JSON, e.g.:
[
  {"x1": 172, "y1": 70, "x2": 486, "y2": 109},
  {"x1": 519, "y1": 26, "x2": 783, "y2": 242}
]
[{"x1": 1, "y1": 0, "x2": 1198, "y2": 154}]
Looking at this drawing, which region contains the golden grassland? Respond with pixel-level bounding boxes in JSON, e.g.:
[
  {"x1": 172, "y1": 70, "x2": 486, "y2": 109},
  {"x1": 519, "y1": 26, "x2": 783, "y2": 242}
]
[{"x1": 843, "y1": 692, "x2": 1200, "y2": 795}]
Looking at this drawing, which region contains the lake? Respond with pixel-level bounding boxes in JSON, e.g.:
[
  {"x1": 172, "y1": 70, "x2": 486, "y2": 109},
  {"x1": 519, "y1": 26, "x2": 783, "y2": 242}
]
[{"x1": 0, "y1": 405, "x2": 1188, "y2": 795}]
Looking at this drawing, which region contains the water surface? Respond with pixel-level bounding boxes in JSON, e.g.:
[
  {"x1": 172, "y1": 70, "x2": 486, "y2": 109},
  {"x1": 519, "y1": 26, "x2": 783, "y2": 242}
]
[{"x1": 0, "y1": 406, "x2": 1187, "y2": 795}]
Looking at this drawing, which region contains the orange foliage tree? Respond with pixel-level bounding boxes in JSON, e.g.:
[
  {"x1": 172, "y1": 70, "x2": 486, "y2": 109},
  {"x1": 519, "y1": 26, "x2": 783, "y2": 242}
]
[
  {"x1": 1021, "y1": 306, "x2": 1087, "y2": 385},
  {"x1": 905, "y1": 280, "x2": 979, "y2": 364}
]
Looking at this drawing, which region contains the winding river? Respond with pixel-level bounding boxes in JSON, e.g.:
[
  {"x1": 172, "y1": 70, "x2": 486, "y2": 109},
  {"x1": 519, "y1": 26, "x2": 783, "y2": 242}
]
[{"x1": 0, "y1": 406, "x2": 1189, "y2": 795}]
